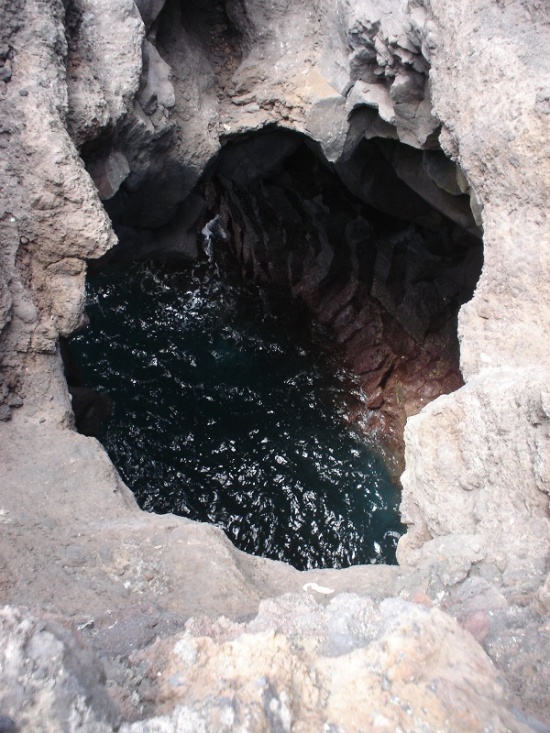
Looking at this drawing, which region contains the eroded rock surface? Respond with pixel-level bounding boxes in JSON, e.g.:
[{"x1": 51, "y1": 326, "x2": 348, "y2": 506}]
[
  {"x1": 205, "y1": 136, "x2": 479, "y2": 466},
  {"x1": 0, "y1": 600, "x2": 538, "y2": 733},
  {"x1": 0, "y1": 0, "x2": 549, "y2": 730},
  {"x1": 122, "y1": 595, "x2": 532, "y2": 733},
  {"x1": 0, "y1": 607, "x2": 118, "y2": 733}
]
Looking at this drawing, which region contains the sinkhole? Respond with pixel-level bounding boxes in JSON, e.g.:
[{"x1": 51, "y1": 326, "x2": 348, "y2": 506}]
[{"x1": 71, "y1": 130, "x2": 483, "y2": 571}]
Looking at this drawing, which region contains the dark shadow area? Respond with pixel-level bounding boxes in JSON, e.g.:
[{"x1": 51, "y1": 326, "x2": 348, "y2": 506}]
[{"x1": 197, "y1": 131, "x2": 483, "y2": 466}]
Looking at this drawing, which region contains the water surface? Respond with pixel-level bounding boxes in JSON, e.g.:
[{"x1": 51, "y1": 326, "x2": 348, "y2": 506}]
[{"x1": 72, "y1": 256, "x2": 403, "y2": 569}]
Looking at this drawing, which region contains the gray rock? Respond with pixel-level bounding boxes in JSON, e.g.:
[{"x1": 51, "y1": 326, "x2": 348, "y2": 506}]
[
  {"x1": 7, "y1": 394, "x2": 22, "y2": 408},
  {"x1": 87, "y1": 150, "x2": 130, "y2": 201},
  {"x1": 0, "y1": 607, "x2": 118, "y2": 732},
  {"x1": 423, "y1": 150, "x2": 466, "y2": 196},
  {"x1": 0, "y1": 62, "x2": 11, "y2": 82},
  {"x1": 0, "y1": 715, "x2": 17, "y2": 733},
  {"x1": 0, "y1": 0, "x2": 549, "y2": 728},
  {"x1": 134, "y1": 0, "x2": 166, "y2": 31},
  {"x1": 138, "y1": 40, "x2": 175, "y2": 116}
]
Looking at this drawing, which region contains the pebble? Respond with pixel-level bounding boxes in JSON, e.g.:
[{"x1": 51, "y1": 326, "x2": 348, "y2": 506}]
[
  {"x1": 0, "y1": 405, "x2": 11, "y2": 422},
  {"x1": 7, "y1": 394, "x2": 23, "y2": 408},
  {"x1": 63, "y1": 544, "x2": 86, "y2": 567},
  {"x1": 0, "y1": 64, "x2": 12, "y2": 83}
]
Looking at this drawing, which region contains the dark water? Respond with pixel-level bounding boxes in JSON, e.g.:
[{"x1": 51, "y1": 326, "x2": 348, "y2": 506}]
[{"x1": 72, "y1": 254, "x2": 403, "y2": 570}]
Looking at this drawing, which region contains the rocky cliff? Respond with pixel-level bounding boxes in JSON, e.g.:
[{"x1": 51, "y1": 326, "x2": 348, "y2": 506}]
[{"x1": 0, "y1": 0, "x2": 549, "y2": 730}]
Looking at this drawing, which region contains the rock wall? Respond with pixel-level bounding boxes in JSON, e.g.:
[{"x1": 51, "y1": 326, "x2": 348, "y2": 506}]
[
  {"x1": 0, "y1": 0, "x2": 549, "y2": 730},
  {"x1": 205, "y1": 136, "x2": 478, "y2": 467},
  {"x1": 84, "y1": 0, "x2": 484, "y2": 467},
  {"x1": 398, "y1": 0, "x2": 550, "y2": 575}
]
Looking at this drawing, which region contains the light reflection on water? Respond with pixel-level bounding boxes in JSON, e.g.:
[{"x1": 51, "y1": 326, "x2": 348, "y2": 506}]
[{"x1": 72, "y1": 259, "x2": 404, "y2": 570}]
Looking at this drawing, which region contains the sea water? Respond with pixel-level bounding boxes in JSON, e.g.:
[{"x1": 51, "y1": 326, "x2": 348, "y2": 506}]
[{"x1": 71, "y1": 255, "x2": 403, "y2": 570}]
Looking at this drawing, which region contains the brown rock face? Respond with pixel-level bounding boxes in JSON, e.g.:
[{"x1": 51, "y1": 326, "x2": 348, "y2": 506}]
[{"x1": 201, "y1": 137, "x2": 480, "y2": 470}]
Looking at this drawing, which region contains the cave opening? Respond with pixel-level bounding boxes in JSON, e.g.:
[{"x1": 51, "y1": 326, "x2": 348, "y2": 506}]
[{"x1": 70, "y1": 128, "x2": 483, "y2": 570}]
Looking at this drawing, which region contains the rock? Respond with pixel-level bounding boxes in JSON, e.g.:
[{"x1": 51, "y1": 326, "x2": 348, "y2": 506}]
[
  {"x1": 119, "y1": 595, "x2": 532, "y2": 733},
  {"x1": 346, "y1": 79, "x2": 396, "y2": 125},
  {"x1": 6, "y1": 394, "x2": 22, "y2": 408},
  {"x1": 304, "y1": 78, "x2": 348, "y2": 162},
  {"x1": 423, "y1": 150, "x2": 467, "y2": 196},
  {"x1": 65, "y1": 0, "x2": 144, "y2": 146},
  {"x1": 0, "y1": 0, "x2": 549, "y2": 728},
  {"x1": 87, "y1": 150, "x2": 131, "y2": 201},
  {"x1": 0, "y1": 716, "x2": 17, "y2": 733},
  {"x1": 0, "y1": 61, "x2": 11, "y2": 82},
  {"x1": 0, "y1": 405, "x2": 11, "y2": 422},
  {"x1": 0, "y1": 606, "x2": 119, "y2": 732},
  {"x1": 138, "y1": 40, "x2": 175, "y2": 116},
  {"x1": 134, "y1": 0, "x2": 166, "y2": 31},
  {"x1": 428, "y1": 0, "x2": 550, "y2": 377},
  {"x1": 398, "y1": 368, "x2": 550, "y2": 578}
]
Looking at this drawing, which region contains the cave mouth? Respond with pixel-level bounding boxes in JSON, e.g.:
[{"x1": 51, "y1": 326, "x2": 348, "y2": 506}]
[{"x1": 72, "y1": 128, "x2": 482, "y2": 570}]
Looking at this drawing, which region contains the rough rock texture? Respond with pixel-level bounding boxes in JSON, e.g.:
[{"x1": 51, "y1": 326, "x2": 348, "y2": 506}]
[
  {"x1": 97, "y1": 0, "x2": 482, "y2": 247},
  {"x1": 396, "y1": 0, "x2": 550, "y2": 630},
  {"x1": 205, "y1": 136, "x2": 479, "y2": 465},
  {"x1": 0, "y1": 599, "x2": 537, "y2": 733},
  {"x1": 122, "y1": 595, "x2": 532, "y2": 733},
  {"x1": 0, "y1": 0, "x2": 135, "y2": 420},
  {"x1": 424, "y1": 0, "x2": 550, "y2": 378},
  {"x1": 0, "y1": 0, "x2": 549, "y2": 730},
  {"x1": 0, "y1": 606, "x2": 118, "y2": 733},
  {"x1": 65, "y1": 0, "x2": 144, "y2": 146},
  {"x1": 399, "y1": 368, "x2": 550, "y2": 577}
]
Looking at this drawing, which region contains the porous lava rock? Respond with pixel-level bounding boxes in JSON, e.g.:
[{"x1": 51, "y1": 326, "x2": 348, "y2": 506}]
[{"x1": 0, "y1": 0, "x2": 549, "y2": 730}]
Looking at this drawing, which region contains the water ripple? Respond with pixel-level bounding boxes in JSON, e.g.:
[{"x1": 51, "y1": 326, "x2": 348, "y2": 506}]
[{"x1": 72, "y1": 260, "x2": 404, "y2": 570}]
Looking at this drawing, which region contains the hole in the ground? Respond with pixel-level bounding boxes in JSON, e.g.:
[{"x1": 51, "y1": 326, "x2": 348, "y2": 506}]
[
  {"x1": 69, "y1": 257, "x2": 404, "y2": 570},
  {"x1": 69, "y1": 129, "x2": 483, "y2": 570}
]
